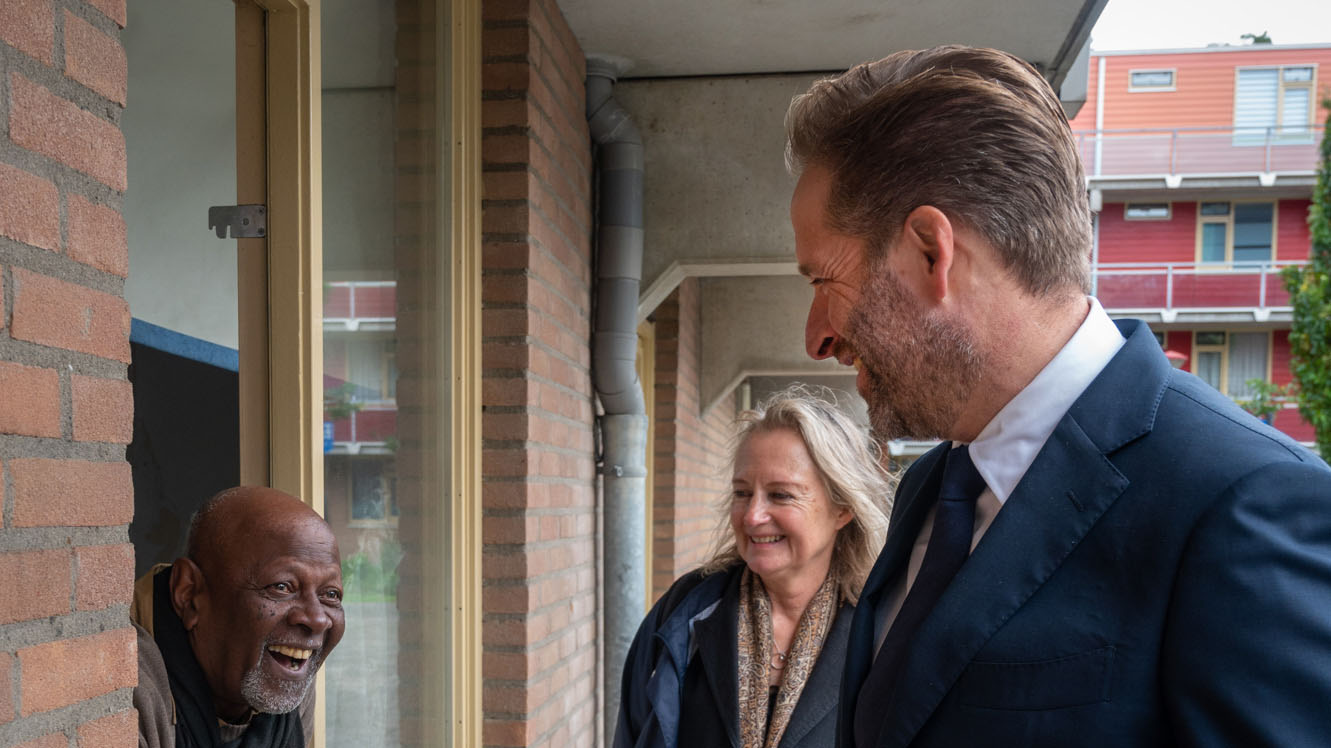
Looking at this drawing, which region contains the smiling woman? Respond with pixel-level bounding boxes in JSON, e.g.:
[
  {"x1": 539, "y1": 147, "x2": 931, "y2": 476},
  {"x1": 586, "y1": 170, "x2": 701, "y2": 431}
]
[
  {"x1": 614, "y1": 387, "x2": 891, "y2": 748},
  {"x1": 729, "y1": 429, "x2": 854, "y2": 591}
]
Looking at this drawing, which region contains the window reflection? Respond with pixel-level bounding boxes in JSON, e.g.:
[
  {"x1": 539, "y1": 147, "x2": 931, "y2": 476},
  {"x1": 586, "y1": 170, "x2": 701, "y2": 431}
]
[{"x1": 321, "y1": 0, "x2": 447, "y2": 745}]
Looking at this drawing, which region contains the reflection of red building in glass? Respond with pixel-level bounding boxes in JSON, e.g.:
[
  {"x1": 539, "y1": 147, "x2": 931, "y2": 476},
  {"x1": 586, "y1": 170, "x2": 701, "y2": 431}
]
[
  {"x1": 1072, "y1": 43, "x2": 1331, "y2": 444},
  {"x1": 323, "y1": 281, "x2": 400, "y2": 551}
]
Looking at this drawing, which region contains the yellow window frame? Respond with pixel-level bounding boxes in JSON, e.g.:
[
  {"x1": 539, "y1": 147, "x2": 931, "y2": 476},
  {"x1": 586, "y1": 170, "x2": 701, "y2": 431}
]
[{"x1": 1193, "y1": 200, "x2": 1279, "y2": 267}]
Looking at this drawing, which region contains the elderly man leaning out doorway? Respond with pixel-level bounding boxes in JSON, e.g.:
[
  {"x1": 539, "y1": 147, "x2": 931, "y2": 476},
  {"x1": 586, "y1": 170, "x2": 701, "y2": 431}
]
[{"x1": 132, "y1": 486, "x2": 346, "y2": 748}]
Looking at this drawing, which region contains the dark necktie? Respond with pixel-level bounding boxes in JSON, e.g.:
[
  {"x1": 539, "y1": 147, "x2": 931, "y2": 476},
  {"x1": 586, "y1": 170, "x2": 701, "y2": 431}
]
[{"x1": 853, "y1": 444, "x2": 986, "y2": 747}]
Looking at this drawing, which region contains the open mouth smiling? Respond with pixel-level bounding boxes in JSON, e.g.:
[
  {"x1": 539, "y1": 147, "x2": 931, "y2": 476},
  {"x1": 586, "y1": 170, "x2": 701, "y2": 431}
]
[{"x1": 266, "y1": 644, "x2": 315, "y2": 673}]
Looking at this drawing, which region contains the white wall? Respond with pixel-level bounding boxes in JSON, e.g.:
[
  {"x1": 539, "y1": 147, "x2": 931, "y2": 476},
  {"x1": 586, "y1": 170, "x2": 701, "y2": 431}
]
[
  {"x1": 616, "y1": 74, "x2": 820, "y2": 294},
  {"x1": 699, "y1": 275, "x2": 849, "y2": 409},
  {"x1": 123, "y1": 0, "x2": 238, "y2": 348},
  {"x1": 122, "y1": 0, "x2": 399, "y2": 348},
  {"x1": 322, "y1": 0, "x2": 396, "y2": 277}
]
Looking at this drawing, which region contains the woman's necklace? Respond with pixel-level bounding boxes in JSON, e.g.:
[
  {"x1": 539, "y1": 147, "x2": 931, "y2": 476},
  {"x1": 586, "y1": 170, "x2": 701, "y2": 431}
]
[{"x1": 770, "y1": 626, "x2": 787, "y2": 670}]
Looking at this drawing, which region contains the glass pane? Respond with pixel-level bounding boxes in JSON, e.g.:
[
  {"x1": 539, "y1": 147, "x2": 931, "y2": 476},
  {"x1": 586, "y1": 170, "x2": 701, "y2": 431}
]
[
  {"x1": 1197, "y1": 351, "x2": 1223, "y2": 391},
  {"x1": 1283, "y1": 66, "x2": 1313, "y2": 83},
  {"x1": 124, "y1": 0, "x2": 241, "y2": 571},
  {"x1": 1227, "y1": 333, "x2": 1268, "y2": 399},
  {"x1": 1200, "y1": 202, "x2": 1230, "y2": 216},
  {"x1": 1131, "y1": 70, "x2": 1173, "y2": 88},
  {"x1": 1126, "y1": 203, "x2": 1170, "y2": 219},
  {"x1": 1201, "y1": 223, "x2": 1228, "y2": 264},
  {"x1": 1233, "y1": 203, "x2": 1273, "y2": 264},
  {"x1": 1234, "y1": 69, "x2": 1278, "y2": 144},
  {"x1": 322, "y1": 0, "x2": 449, "y2": 745},
  {"x1": 1196, "y1": 331, "x2": 1226, "y2": 346},
  {"x1": 1280, "y1": 88, "x2": 1310, "y2": 135}
]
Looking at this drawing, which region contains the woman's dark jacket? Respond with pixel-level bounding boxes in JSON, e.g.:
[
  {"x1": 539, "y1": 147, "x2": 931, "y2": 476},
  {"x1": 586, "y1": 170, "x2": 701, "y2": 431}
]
[{"x1": 612, "y1": 563, "x2": 852, "y2": 748}]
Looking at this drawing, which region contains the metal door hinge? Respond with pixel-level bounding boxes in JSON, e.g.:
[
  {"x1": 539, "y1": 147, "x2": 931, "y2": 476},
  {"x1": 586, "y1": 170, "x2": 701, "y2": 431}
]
[{"x1": 208, "y1": 204, "x2": 267, "y2": 238}]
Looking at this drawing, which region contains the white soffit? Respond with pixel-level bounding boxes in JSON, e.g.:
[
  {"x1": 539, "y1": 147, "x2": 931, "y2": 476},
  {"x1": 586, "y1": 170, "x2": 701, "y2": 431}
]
[{"x1": 557, "y1": 0, "x2": 1104, "y2": 84}]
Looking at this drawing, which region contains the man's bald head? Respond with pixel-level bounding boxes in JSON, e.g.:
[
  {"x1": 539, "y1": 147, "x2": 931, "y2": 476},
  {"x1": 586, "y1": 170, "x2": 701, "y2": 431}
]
[{"x1": 185, "y1": 486, "x2": 331, "y2": 573}]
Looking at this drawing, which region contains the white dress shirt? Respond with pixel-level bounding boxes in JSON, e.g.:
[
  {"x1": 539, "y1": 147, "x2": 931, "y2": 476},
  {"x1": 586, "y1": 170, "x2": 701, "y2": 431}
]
[{"x1": 874, "y1": 297, "x2": 1125, "y2": 650}]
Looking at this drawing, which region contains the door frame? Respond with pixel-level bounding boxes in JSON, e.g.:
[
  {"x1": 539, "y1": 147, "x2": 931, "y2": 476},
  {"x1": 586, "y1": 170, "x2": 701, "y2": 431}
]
[
  {"x1": 236, "y1": 0, "x2": 483, "y2": 743},
  {"x1": 237, "y1": 0, "x2": 323, "y2": 502}
]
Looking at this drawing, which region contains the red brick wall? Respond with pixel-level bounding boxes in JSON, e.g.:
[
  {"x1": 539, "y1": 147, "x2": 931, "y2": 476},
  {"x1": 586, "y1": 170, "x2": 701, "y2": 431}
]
[
  {"x1": 480, "y1": 0, "x2": 598, "y2": 744},
  {"x1": 650, "y1": 279, "x2": 735, "y2": 600},
  {"x1": 0, "y1": 0, "x2": 137, "y2": 745}
]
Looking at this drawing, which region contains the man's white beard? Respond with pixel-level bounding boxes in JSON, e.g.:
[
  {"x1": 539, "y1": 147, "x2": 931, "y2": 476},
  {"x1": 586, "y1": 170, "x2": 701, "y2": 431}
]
[{"x1": 239, "y1": 646, "x2": 321, "y2": 715}]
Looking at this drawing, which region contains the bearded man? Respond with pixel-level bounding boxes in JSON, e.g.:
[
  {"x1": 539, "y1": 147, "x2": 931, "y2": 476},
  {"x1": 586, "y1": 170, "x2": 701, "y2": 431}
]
[
  {"x1": 787, "y1": 46, "x2": 1331, "y2": 747},
  {"x1": 132, "y1": 486, "x2": 345, "y2": 748}
]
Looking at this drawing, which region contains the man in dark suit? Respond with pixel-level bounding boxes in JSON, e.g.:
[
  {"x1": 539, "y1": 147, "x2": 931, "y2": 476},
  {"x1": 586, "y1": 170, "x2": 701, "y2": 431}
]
[{"x1": 785, "y1": 45, "x2": 1331, "y2": 747}]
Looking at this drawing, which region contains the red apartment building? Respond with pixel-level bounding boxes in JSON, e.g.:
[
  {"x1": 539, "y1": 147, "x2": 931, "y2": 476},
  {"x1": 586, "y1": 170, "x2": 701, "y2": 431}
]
[{"x1": 1071, "y1": 43, "x2": 1331, "y2": 445}]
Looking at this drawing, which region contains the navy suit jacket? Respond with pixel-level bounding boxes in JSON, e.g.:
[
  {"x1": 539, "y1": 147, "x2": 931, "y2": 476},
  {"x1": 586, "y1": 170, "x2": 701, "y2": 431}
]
[{"x1": 840, "y1": 319, "x2": 1331, "y2": 747}]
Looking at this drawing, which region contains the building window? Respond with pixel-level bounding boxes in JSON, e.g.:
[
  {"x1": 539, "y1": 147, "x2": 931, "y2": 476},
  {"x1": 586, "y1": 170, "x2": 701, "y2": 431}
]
[
  {"x1": 1129, "y1": 69, "x2": 1175, "y2": 91},
  {"x1": 1192, "y1": 331, "x2": 1269, "y2": 398},
  {"x1": 1234, "y1": 65, "x2": 1316, "y2": 144},
  {"x1": 1125, "y1": 203, "x2": 1171, "y2": 221},
  {"x1": 349, "y1": 457, "x2": 399, "y2": 524},
  {"x1": 327, "y1": 335, "x2": 397, "y2": 403},
  {"x1": 1196, "y1": 201, "x2": 1275, "y2": 265}
]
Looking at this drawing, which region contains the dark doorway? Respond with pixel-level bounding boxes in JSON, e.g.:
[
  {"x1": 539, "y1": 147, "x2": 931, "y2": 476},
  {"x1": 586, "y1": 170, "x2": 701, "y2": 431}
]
[{"x1": 127, "y1": 330, "x2": 239, "y2": 574}]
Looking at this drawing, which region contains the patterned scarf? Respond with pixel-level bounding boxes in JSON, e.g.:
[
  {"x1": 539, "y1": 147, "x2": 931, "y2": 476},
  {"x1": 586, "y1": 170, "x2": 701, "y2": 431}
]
[{"x1": 736, "y1": 569, "x2": 838, "y2": 748}]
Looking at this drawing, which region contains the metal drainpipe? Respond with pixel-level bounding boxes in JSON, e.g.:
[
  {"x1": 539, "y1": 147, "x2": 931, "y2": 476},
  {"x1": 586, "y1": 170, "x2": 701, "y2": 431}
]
[{"x1": 586, "y1": 53, "x2": 647, "y2": 741}]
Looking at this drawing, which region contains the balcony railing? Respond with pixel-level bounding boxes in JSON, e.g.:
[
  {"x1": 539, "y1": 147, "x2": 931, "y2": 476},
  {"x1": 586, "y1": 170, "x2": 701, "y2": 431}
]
[
  {"x1": 1094, "y1": 260, "x2": 1308, "y2": 315},
  {"x1": 325, "y1": 280, "x2": 396, "y2": 330},
  {"x1": 328, "y1": 403, "x2": 397, "y2": 451},
  {"x1": 1075, "y1": 125, "x2": 1324, "y2": 180}
]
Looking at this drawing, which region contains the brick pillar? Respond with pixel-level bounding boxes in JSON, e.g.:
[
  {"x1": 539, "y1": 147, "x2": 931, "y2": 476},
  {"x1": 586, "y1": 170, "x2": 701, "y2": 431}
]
[
  {"x1": 0, "y1": 0, "x2": 137, "y2": 745},
  {"x1": 651, "y1": 280, "x2": 735, "y2": 600},
  {"x1": 481, "y1": 0, "x2": 598, "y2": 744}
]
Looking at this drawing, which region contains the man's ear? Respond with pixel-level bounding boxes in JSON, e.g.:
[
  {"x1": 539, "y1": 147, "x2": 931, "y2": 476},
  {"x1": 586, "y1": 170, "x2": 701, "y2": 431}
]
[
  {"x1": 899, "y1": 205, "x2": 956, "y2": 302},
  {"x1": 170, "y1": 558, "x2": 206, "y2": 632}
]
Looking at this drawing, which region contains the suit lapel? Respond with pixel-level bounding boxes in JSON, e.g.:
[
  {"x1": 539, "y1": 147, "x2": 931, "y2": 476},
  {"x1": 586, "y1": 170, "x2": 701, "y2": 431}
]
[
  {"x1": 872, "y1": 320, "x2": 1168, "y2": 747},
  {"x1": 780, "y1": 604, "x2": 852, "y2": 747},
  {"x1": 839, "y1": 447, "x2": 948, "y2": 744},
  {"x1": 877, "y1": 415, "x2": 1129, "y2": 746},
  {"x1": 693, "y1": 570, "x2": 741, "y2": 748}
]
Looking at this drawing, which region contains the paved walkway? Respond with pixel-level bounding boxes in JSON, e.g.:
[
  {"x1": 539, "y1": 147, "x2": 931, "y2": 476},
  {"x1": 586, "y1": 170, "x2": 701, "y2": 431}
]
[{"x1": 326, "y1": 601, "x2": 401, "y2": 747}]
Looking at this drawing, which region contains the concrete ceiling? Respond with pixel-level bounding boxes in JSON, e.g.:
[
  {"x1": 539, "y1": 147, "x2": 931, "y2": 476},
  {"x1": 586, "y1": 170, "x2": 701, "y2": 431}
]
[
  {"x1": 561, "y1": 0, "x2": 1109, "y2": 450},
  {"x1": 557, "y1": 0, "x2": 1105, "y2": 87}
]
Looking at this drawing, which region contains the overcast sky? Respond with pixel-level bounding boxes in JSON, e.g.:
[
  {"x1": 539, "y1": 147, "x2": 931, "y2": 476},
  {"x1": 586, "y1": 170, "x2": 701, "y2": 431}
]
[{"x1": 1090, "y1": 0, "x2": 1331, "y2": 51}]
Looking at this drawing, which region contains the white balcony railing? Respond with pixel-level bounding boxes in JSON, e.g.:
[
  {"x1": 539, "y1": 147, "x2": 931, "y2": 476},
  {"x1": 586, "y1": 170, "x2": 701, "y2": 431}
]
[
  {"x1": 1075, "y1": 124, "x2": 1324, "y2": 180},
  {"x1": 1094, "y1": 260, "x2": 1309, "y2": 316}
]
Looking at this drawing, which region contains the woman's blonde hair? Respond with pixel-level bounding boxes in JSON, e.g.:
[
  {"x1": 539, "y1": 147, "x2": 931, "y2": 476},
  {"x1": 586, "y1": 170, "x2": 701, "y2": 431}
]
[{"x1": 702, "y1": 385, "x2": 893, "y2": 604}]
